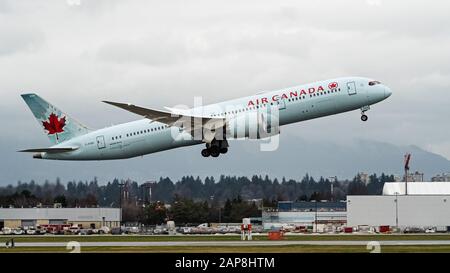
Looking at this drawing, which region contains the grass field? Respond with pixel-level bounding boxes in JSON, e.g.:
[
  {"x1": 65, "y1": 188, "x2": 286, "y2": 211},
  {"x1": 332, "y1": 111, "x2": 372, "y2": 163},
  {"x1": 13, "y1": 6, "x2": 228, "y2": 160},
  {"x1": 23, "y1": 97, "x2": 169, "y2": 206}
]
[
  {"x1": 2, "y1": 234, "x2": 450, "y2": 243},
  {"x1": 2, "y1": 234, "x2": 450, "y2": 253},
  {"x1": 1, "y1": 244, "x2": 450, "y2": 253}
]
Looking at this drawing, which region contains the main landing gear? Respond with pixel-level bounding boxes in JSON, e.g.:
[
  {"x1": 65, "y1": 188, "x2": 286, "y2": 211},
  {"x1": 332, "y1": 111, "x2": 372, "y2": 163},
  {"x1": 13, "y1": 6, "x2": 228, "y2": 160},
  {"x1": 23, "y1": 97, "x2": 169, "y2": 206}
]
[
  {"x1": 201, "y1": 139, "x2": 229, "y2": 158},
  {"x1": 360, "y1": 105, "x2": 370, "y2": 122}
]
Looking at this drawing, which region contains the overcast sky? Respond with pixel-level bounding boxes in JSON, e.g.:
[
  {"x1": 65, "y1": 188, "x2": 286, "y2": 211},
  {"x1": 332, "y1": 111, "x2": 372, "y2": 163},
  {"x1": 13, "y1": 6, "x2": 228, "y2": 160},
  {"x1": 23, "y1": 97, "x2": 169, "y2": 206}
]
[{"x1": 0, "y1": 0, "x2": 449, "y2": 185}]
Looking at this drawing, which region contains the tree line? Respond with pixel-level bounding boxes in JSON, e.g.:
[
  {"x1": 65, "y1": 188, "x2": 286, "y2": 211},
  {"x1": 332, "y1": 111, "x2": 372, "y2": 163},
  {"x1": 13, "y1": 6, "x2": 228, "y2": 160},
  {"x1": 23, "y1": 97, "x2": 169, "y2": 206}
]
[
  {"x1": 0, "y1": 173, "x2": 394, "y2": 208},
  {"x1": 0, "y1": 173, "x2": 395, "y2": 224}
]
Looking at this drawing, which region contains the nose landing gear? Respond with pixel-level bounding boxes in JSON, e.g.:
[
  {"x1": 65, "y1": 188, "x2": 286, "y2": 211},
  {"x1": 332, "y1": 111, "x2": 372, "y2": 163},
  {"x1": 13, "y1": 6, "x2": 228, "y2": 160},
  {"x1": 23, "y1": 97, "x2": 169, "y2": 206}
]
[{"x1": 360, "y1": 105, "x2": 370, "y2": 122}]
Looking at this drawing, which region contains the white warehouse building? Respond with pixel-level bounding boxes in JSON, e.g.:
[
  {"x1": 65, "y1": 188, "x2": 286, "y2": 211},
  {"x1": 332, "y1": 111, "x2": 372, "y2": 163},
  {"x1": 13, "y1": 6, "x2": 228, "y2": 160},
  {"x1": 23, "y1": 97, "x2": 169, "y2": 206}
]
[
  {"x1": 0, "y1": 208, "x2": 121, "y2": 229},
  {"x1": 347, "y1": 182, "x2": 450, "y2": 229}
]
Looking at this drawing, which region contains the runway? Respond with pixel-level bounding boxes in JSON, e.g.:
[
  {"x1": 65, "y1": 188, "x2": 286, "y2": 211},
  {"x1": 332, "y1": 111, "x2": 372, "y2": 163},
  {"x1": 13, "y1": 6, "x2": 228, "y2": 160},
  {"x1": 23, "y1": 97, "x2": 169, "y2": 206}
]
[{"x1": 5, "y1": 240, "x2": 450, "y2": 247}]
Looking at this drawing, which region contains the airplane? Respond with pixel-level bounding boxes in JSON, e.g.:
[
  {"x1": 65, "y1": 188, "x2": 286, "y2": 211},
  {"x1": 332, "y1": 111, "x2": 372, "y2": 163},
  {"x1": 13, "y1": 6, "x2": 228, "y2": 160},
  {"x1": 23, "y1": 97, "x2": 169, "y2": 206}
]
[{"x1": 19, "y1": 76, "x2": 392, "y2": 160}]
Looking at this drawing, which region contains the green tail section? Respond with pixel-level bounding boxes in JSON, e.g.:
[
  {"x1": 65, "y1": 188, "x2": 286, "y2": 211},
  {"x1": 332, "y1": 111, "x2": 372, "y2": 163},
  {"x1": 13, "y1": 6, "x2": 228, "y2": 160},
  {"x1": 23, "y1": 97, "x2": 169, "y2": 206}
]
[{"x1": 21, "y1": 93, "x2": 92, "y2": 144}]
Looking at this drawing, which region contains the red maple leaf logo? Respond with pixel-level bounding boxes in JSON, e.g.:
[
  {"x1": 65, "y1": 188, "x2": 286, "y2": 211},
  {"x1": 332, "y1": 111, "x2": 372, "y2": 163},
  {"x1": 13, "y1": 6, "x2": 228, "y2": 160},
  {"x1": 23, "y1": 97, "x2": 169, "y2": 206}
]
[
  {"x1": 328, "y1": 82, "x2": 338, "y2": 89},
  {"x1": 42, "y1": 113, "x2": 66, "y2": 137}
]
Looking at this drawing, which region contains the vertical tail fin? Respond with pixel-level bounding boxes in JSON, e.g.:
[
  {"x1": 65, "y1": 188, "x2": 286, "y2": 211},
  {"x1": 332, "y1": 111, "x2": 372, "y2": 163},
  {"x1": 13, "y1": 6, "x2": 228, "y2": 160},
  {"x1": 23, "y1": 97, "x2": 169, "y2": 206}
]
[{"x1": 21, "y1": 93, "x2": 92, "y2": 144}]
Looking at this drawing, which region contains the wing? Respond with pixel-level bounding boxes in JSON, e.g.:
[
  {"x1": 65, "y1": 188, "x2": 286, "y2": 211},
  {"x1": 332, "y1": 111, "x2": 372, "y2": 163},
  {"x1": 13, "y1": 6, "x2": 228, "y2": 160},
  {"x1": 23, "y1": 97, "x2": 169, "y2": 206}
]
[
  {"x1": 102, "y1": 101, "x2": 226, "y2": 142},
  {"x1": 18, "y1": 147, "x2": 78, "y2": 153}
]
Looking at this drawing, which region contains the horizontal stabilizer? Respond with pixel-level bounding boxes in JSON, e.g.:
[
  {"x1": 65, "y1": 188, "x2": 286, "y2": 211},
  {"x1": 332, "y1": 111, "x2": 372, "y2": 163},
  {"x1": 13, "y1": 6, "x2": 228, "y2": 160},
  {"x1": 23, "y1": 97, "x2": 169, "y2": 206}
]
[{"x1": 18, "y1": 147, "x2": 78, "y2": 153}]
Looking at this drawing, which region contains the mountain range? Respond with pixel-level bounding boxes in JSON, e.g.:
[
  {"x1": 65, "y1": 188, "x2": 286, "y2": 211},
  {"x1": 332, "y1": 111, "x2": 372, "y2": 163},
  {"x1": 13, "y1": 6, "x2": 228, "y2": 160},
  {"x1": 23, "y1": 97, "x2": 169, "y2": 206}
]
[{"x1": 1, "y1": 134, "x2": 449, "y2": 185}]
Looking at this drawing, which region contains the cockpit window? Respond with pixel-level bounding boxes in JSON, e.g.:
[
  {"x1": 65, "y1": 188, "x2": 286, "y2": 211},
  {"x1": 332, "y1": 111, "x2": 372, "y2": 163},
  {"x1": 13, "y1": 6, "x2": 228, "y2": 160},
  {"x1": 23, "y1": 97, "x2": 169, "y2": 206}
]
[{"x1": 369, "y1": 81, "x2": 381, "y2": 86}]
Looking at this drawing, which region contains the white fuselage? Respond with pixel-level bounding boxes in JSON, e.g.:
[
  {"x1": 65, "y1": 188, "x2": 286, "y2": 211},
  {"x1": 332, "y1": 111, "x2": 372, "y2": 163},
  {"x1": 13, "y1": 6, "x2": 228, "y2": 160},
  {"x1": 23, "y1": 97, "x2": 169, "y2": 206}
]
[{"x1": 41, "y1": 77, "x2": 392, "y2": 160}]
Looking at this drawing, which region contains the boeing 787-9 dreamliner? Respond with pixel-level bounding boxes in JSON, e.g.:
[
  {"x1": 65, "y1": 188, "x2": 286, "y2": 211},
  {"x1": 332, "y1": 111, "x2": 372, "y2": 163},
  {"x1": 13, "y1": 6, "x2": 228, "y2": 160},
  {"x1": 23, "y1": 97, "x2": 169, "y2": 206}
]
[{"x1": 20, "y1": 77, "x2": 392, "y2": 160}]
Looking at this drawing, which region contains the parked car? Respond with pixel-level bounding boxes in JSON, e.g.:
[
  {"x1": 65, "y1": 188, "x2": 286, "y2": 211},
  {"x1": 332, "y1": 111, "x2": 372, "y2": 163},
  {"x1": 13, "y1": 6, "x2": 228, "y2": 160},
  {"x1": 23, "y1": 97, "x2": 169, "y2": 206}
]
[
  {"x1": 153, "y1": 228, "x2": 162, "y2": 234},
  {"x1": 78, "y1": 229, "x2": 94, "y2": 235},
  {"x1": 180, "y1": 227, "x2": 192, "y2": 234},
  {"x1": 13, "y1": 228, "x2": 24, "y2": 235},
  {"x1": 68, "y1": 226, "x2": 80, "y2": 235},
  {"x1": 2, "y1": 227, "x2": 12, "y2": 235},
  {"x1": 98, "y1": 226, "x2": 110, "y2": 234},
  {"x1": 26, "y1": 228, "x2": 37, "y2": 235},
  {"x1": 111, "y1": 227, "x2": 122, "y2": 235},
  {"x1": 35, "y1": 227, "x2": 46, "y2": 235},
  {"x1": 404, "y1": 227, "x2": 424, "y2": 233},
  {"x1": 126, "y1": 226, "x2": 140, "y2": 234},
  {"x1": 425, "y1": 227, "x2": 436, "y2": 233}
]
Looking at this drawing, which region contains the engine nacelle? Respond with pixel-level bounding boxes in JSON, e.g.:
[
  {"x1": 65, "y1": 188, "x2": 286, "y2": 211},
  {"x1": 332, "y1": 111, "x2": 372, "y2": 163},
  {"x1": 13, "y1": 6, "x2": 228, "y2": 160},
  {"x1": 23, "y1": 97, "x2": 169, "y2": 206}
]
[{"x1": 226, "y1": 109, "x2": 280, "y2": 139}]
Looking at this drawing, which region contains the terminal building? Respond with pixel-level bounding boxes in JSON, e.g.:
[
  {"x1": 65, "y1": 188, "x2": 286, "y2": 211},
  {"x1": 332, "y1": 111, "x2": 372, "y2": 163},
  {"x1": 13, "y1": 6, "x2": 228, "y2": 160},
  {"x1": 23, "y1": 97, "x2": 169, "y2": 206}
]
[
  {"x1": 0, "y1": 208, "x2": 121, "y2": 229},
  {"x1": 262, "y1": 201, "x2": 347, "y2": 230}
]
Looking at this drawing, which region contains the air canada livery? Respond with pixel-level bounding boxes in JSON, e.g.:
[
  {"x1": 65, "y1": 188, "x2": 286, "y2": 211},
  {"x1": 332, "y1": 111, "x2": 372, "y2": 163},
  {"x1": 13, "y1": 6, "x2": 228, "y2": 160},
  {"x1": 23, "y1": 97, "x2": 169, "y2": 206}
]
[{"x1": 20, "y1": 77, "x2": 392, "y2": 160}]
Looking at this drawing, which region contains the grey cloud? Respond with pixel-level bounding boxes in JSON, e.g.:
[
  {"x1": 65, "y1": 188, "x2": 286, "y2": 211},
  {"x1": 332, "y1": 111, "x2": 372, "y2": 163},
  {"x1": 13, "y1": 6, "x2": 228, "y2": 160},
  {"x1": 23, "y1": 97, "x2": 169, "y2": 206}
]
[
  {"x1": 96, "y1": 33, "x2": 189, "y2": 66},
  {"x1": 96, "y1": 27, "x2": 313, "y2": 67},
  {"x1": 0, "y1": 25, "x2": 44, "y2": 56},
  {"x1": 270, "y1": 0, "x2": 450, "y2": 38},
  {"x1": 0, "y1": 1, "x2": 11, "y2": 13},
  {"x1": 1, "y1": 1, "x2": 450, "y2": 184}
]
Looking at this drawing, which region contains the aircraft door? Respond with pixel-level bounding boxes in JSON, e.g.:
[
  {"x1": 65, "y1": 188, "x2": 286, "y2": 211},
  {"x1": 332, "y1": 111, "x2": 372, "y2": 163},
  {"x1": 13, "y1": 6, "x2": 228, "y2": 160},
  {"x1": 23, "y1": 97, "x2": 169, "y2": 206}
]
[
  {"x1": 347, "y1": 81, "x2": 357, "y2": 95},
  {"x1": 96, "y1": 136, "x2": 106, "y2": 149}
]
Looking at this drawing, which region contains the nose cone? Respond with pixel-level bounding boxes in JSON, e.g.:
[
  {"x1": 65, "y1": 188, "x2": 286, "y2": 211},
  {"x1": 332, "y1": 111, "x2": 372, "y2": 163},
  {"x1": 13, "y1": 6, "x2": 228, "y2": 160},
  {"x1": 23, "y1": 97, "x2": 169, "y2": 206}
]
[{"x1": 384, "y1": 86, "x2": 392, "y2": 98}]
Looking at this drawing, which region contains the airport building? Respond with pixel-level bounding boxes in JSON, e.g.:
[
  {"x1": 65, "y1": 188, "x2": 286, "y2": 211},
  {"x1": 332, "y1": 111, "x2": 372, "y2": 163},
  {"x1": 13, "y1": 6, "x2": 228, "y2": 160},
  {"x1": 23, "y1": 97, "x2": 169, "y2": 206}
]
[
  {"x1": 347, "y1": 182, "x2": 450, "y2": 229},
  {"x1": 0, "y1": 208, "x2": 121, "y2": 229},
  {"x1": 262, "y1": 182, "x2": 450, "y2": 232},
  {"x1": 262, "y1": 201, "x2": 347, "y2": 230},
  {"x1": 347, "y1": 195, "x2": 450, "y2": 228}
]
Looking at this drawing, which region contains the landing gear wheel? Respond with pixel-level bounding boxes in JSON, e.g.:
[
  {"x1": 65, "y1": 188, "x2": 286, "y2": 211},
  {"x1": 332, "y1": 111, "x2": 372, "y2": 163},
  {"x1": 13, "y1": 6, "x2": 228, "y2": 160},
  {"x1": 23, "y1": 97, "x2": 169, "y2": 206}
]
[
  {"x1": 210, "y1": 146, "x2": 220, "y2": 157},
  {"x1": 201, "y1": 149, "x2": 210, "y2": 157},
  {"x1": 220, "y1": 148, "x2": 228, "y2": 154},
  {"x1": 361, "y1": 114, "x2": 368, "y2": 122}
]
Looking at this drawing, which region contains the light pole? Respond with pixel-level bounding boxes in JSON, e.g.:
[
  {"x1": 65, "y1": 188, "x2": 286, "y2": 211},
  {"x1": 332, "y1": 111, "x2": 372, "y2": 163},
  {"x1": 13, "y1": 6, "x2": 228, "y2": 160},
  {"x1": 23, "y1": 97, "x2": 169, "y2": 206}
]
[
  {"x1": 258, "y1": 198, "x2": 264, "y2": 227},
  {"x1": 311, "y1": 200, "x2": 318, "y2": 233},
  {"x1": 394, "y1": 192, "x2": 399, "y2": 228},
  {"x1": 261, "y1": 199, "x2": 264, "y2": 227},
  {"x1": 210, "y1": 195, "x2": 222, "y2": 224},
  {"x1": 118, "y1": 182, "x2": 125, "y2": 224}
]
